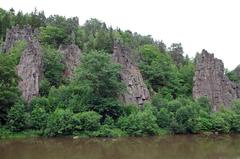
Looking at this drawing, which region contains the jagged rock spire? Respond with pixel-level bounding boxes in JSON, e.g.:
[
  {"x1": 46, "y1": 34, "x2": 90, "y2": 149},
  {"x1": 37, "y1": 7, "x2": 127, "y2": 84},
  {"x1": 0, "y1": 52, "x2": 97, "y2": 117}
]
[
  {"x1": 112, "y1": 42, "x2": 150, "y2": 106},
  {"x1": 193, "y1": 49, "x2": 238, "y2": 111},
  {"x1": 3, "y1": 25, "x2": 43, "y2": 102}
]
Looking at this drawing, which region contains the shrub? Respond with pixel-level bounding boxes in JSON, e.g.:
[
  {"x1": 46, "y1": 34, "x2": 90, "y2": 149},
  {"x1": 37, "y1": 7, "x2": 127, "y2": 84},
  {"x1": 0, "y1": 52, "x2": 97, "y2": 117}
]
[
  {"x1": 166, "y1": 100, "x2": 183, "y2": 114},
  {"x1": 211, "y1": 113, "x2": 230, "y2": 133},
  {"x1": 94, "y1": 125, "x2": 126, "y2": 137},
  {"x1": 44, "y1": 108, "x2": 73, "y2": 136},
  {"x1": 156, "y1": 108, "x2": 172, "y2": 128},
  {"x1": 232, "y1": 99, "x2": 240, "y2": 114},
  {"x1": 194, "y1": 116, "x2": 212, "y2": 133},
  {"x1": 196, "y1": 97, "x2": 211, "y2": 113},
  {"x1": 232, "y1": 114, "x2": 240, "y2": 132},
  {"x1": 7, "y1": 102, "x2": 27, "y2": 132},
  {"x1": 42, "y1": 46, "x2": 64, "y2": 87},
  {"x1": 30, "y1": 107, "x2": 48, "y2": 130},
  {"x1": 118, "y1": 107, "x2": 159, "y2": 136},
  {"x1": 29, "y1": 97, "x2": 50, "y2": 112},
  {"x1": 169, "y1": 119, "x2": 185, "y2": 134},
  {"x1": 39, "y1": 79, "x2": 51, "y2": 97},
  {"x1": 175, "y1": 104, "x2": 199, "y2": 133},
  {"x1": 72, "y1": 111, "x2": 101, "y2": 132}
]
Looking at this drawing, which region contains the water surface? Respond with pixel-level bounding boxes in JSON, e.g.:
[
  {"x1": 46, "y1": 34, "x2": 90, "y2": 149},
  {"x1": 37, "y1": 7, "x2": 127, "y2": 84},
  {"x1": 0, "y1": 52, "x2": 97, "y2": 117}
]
[{"x1": 1, "y1": 135, "x2": 240, "y2": 159}]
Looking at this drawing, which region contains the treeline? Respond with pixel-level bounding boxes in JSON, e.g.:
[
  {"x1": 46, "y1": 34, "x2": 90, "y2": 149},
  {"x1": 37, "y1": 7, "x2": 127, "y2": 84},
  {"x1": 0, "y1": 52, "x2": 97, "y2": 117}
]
[{"x1": 1, "y1": 8, "x2": 240, "y2": 138}]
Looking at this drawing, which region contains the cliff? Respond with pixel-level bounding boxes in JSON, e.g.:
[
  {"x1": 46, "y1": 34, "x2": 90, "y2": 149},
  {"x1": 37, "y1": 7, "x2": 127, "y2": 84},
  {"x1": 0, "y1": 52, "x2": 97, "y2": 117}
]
[
  {"x1": 193, "y1": 50, "x2": 239, "y2": 111},
  {"x1": 3, "y1": 25, "x2": 43, "y2": 102},
  {"x1": 112, "y1": 42, "x2": 150, "y2": 106}
]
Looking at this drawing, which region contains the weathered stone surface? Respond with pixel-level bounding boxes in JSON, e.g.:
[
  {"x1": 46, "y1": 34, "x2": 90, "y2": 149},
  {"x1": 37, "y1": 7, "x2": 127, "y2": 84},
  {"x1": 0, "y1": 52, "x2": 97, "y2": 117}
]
[
  {"x1": 112, "y1": 42, "x2": 150, "y2": 106},
  {"x1": 3, "y1": 25, "x2": 42, "y2": 102},
  {"x1": 2, "y1": 25, "x2": 35, "y2": 53},
  {"x1": 193, "y1": 50, "x2": 237, "y2": 111},
  {"x1": 17, "y1": 39, "x2": 42, "y2": 102},
  {"x1": 59, "y1": 44, "x2": 81, "y2": 78},
  {"x1": 232, "y1": 65, "x2": 240, "y2": 98}
]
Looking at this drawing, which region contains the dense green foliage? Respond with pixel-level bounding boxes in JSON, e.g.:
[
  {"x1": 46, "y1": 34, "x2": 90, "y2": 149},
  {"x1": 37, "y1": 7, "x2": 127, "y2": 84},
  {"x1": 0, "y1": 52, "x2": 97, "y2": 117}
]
[
  {"x1": 2, "y1": 8, "x2": 240, "y2": 138},
  {"x1": 7, "y1": 102, "x2": 27, "y2": 132},
  {"x1": 42, "y1": 46, "x2": 65, "y2": 87},
  {"x1": 0, "y1": 41, "x2": 25, "y2": 124}
]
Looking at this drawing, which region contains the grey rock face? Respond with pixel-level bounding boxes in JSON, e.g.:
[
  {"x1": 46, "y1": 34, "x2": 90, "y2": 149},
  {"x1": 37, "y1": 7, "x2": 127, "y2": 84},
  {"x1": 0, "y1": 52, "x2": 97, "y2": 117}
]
[
  {"x1": 59, "y1": 44, "x2": 81, "y2": 78},
  {"x1": 3, "y1": 25, "x2": 42, "y2": 102},
  {"x1": 2, "y1": 25, "x2": 35, "y2": 53},
  {"x1": 232, "y1": 65, "x2": 240, "y2": 98},
  {"x1": 193, "y1": 50, "x2": 237, "y2": 111},
  {"x1": 112, "y1": 43, "x2": 150, "y2": 106},
  {"x1": 17, "y1": 40, "x2": 43, "y2": 102}
]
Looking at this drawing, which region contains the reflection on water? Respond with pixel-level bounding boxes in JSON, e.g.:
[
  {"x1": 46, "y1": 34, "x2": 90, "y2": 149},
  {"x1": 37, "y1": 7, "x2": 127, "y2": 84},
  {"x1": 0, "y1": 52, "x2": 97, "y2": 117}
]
[{"x1": 1, "y1": 135, "x2": 240, "y2": 159}]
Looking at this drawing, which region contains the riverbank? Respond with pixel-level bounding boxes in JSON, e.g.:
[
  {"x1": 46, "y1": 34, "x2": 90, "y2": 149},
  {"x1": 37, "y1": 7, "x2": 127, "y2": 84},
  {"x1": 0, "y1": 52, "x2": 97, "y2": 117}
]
[
  {"x1": 0, "y1": 126, "x2": 233, "y2": 140},
  {"x1": 0, "y1": 127, "x2": 170, "y2": 140},
  {"x1": 0, "y1": 128, "x2": 41, "y2": 139}
]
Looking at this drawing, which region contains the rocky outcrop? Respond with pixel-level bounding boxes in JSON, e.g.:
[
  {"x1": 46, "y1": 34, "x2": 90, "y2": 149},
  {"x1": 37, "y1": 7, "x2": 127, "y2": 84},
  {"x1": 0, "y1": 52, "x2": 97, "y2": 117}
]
[
  {"x1": 112, "y1": 43, "x2": 150, "y2": 106},
  {"x1": 59, "y1": 44, "x2": 81, "y2": 78},
  {"x1": 3, "y1": 25, "x2": 42, "y2": 102},
  {"x1": 17, "y1": 39, "x2": 42, "y2": 102},
  {"x1": 2, "y1": 25, "x2": 35, "y2": 53},
  {"x1": 193, "y1": 50, "x2": 237, "y2": 111}
]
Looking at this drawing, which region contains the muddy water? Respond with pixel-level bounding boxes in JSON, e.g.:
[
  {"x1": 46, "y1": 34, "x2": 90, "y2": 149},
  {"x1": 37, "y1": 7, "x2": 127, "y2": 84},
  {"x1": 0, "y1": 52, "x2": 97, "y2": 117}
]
[{"x1": 1, "y1": 135, "x2": 240, "y2": 159}]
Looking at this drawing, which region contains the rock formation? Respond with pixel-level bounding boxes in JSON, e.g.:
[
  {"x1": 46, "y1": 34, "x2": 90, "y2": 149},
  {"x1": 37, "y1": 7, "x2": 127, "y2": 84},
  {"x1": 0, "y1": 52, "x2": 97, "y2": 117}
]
[
  {"x1": 59, "y1": 44, "x2": 81, "y2": 78},
  {"x1": 193, "y1": 50, "x2": 238, "y2": 111},
  {"x1": 2, "y1": 25, "x2": 35, "y2": 53},
  {"x1": 3, "y1": 25, "x2": 43, "y2": 102},
  {"x1": 112, "y1": 42, "x2": 150, "y2": 106}
]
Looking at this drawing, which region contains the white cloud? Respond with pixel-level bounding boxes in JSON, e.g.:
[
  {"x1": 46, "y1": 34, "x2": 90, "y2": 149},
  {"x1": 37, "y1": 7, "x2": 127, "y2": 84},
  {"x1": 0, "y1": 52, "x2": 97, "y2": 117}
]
[{"x1": 2, "y1": 0, "x2": 240, "y2": 70}]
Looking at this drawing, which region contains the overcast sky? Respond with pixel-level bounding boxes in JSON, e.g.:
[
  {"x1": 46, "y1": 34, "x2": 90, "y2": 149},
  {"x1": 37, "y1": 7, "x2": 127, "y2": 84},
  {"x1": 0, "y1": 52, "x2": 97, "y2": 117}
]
[{"x1": 2, "y1": 0, "x2": 240, "y2": 70}]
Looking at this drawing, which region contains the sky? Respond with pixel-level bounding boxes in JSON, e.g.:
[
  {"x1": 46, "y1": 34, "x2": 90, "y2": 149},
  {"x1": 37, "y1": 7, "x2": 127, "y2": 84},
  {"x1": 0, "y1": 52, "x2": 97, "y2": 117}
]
[{"x1": 2, "y1": 0, "x2": 240, "y2": 70}]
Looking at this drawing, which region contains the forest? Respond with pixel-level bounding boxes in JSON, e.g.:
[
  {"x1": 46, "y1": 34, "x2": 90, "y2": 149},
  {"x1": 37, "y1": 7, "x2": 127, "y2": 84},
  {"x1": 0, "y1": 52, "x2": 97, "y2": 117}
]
[{"x1": 1, "y1": 8, "x2": 240, "y2": 138}]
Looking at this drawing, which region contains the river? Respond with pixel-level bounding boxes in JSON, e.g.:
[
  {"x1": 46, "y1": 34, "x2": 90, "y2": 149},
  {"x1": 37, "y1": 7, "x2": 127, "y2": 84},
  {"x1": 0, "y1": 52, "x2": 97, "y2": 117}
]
[{"x1": 1, "y1": 135, "x2": 240, "y2": 159}]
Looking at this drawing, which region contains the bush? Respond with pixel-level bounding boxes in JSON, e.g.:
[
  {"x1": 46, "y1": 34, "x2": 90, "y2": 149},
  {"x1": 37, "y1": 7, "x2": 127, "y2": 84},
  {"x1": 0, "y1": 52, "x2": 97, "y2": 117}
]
[
  {"x1": 166, "y1": 100, "x2": 183, "y2": 114},
  {"x1": 44, "y1": 108, "x2": 73, "y2": 136},
  {"x1": 194, "y1": 116, "x2": 212, "y2": 133},
  {"x1": 72, "y1": 111, "x2": 101, "y2": 132},
  {"x1": 48, "y1": 86, "x2": 75, "y2": 111},
  {"x1": 118, "y1": 107, "x2": 159, "y2": 136},
  {"x1": 157, "y1": 108, "x2": 172, "y2": 128},
  {"x1": 7, "y1": 102, "x2": 27, "y2": 132},
  {"x1": 196, "y1": 97, "x2": 211, "y2": 113},
  {"x1": 211, "y1": 113, "x2": 230, "y2": 133},
  {"x1": 42, "y1": 46, "x2": 64, "y2": 87},
  {"x1": 39, "y1": 79, "x2": 51, "y2": 97},
  {"x1": 169, "y1": 119, "x2": 185, "y2": 134},
  {"x1": 174, "y1": 104, "x2": 199, "y2": 133},
  {"x1": 232, "y1": 114, "x2": 240, "y2": 132},
  {"x1": 89, "y1": 98, "x2": 124, "y2": 120},
  {"x1": 29, "y1": 97, "x2": 50, "y2": 112},
  {"x1": 175, "y1": 105, "x2": 197, "y2": 124},
  {"x1": 94, "y1": 125, "x2": 126, "y2": 137},
  {"x1": 232, "y1": 99, "x2": 240, "y2": 114},
  {"x1": 30, "y1": 107, "x2": 48, "y2": 130}
]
